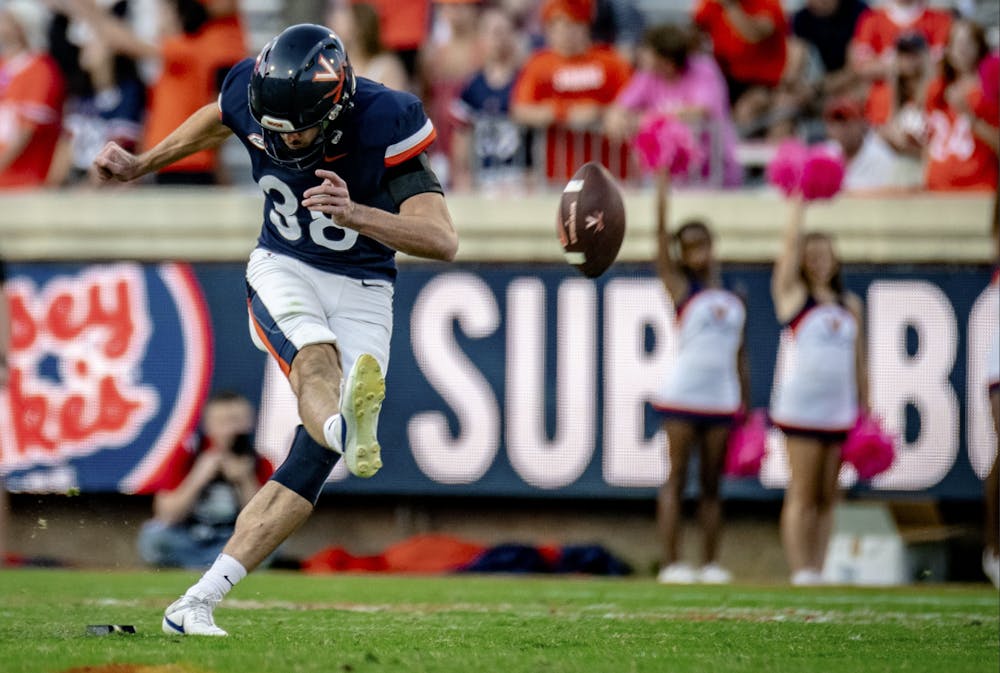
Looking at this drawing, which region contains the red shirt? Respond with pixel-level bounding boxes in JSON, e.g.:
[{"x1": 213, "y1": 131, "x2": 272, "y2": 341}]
[
  {"x1": 138, "y1": 434, "x2": 273, "y2": 494},
  {"x1": 144, "y1": 16, "x2": 247, "y2": 175},
  {"x1": 924, "y1": 76, "x2": 999, "y2": 191},
  {"x1": 851, "y1": 6, "x2": 951, "y2": 59},
  {"x1": 513, "y1": 46, "x2": 632, "y2": 180},
  {"x1": 694, "y1": 0, "x2": 788, "y2": 88},
  {"x1": 0, "y1": 53, "x2": 65, "y2": 189}
]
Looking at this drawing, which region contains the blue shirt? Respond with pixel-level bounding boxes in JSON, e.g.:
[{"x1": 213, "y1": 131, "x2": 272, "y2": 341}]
[{"x1": 219, "y1": 58, "x2": 438, "y2": 281}]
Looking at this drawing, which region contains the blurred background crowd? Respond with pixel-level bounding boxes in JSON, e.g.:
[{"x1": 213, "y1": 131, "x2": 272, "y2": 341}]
[{"x1": 0, "y1": 0, "x2": 996, "y2": 194}]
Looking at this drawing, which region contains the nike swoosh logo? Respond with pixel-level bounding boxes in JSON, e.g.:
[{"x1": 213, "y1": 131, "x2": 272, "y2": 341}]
[
  {"x1": 164, "y1": 616, "x2": 185, "y2": 634},
  {"x1": 324, "y1": 152, "x2": 348, "y2": 162},
  {"x1": 223, "y1": 575, "x2": 234, "y2": 587}
]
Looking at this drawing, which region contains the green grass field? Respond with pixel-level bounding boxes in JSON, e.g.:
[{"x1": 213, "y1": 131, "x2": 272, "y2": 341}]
[{"x1": 0, "y1": 569, "x2": 996, "y2": 673}]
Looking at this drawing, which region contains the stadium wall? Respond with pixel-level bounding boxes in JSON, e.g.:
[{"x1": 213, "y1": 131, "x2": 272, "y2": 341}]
[{"x1": 0, "y1": 189, "x2": 995, "y2": 573}]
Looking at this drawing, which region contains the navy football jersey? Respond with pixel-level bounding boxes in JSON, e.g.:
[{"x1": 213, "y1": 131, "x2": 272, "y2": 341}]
[{"x1": 219, "y1": 58, "x2": 440, "y2": 281}]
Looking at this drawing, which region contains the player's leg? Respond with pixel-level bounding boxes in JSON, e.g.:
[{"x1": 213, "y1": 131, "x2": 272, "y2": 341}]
[
  {"x1": 657, "y1": 419, "x2": 697, "y2": 583},
  {"x1": 697, "y1": 423, "x2": 731, "y2": 583},
  {"x1": 163, "y1": 252, "x2": 345, "y2": 636},
  {"x1": 324, "y1": 277, "x2": 392, "y2": 479},
  {"x1": 781, "y1": 435, "x2": 824, "y2": 584},
  {"x1": 809, "y1": 440, "x2": 843, "y2": 575}
]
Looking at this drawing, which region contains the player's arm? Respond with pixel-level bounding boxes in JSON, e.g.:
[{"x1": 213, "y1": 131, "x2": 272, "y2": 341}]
[
  {"x1": 303, "y1": 162, "x2": 458, "y2": 262},
  {"x1": 654, "y1": 172, "x2": 689, "y2": 304},
  {"x1": 771, "y1": 198, "x2": 807, "y2": 323},
  {"x1": 93, "y1": 103, "x2": 232, "y2": 183}
]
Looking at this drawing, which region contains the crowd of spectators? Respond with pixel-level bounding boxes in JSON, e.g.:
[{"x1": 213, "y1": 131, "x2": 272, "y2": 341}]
[{"x1": 0, "y1": 0, "x2": 996, "y2": 193}]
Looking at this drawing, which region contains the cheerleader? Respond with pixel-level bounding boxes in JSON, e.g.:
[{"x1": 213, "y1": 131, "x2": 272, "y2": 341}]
[
  {"x1": 770, "y1": 199, "x2": 868, "y2": 586},
  {"x1": 652, "y1": 172, "x2": 748, "y2": 584}
]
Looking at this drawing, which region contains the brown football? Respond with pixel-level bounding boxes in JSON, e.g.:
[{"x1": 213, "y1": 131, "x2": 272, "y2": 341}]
[{"x1": 555, "y1": 162, "x2": 626, "y2": 278}]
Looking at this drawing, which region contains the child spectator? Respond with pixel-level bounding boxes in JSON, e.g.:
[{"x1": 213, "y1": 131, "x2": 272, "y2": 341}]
[
  {"x1": 137, "y1": 392, "x2": 273, "y2": 569},
  {"x1": 0, "y1": 2, "x2": 66, "y2": 189},
  {"x1": 326, "y1": 1, "x2": 408, "y2": 92},
  {"x1": 924, "y1": 19, "x2": 998, "y2": 192},
  {"x1": 605, "y1": 23, "x2": 742, "y2": 187},
  {"x1": 849, "y1": 0, "x2": 951, "y2": 82},
  {"x1": 449, "y1": 7, "x2": 527, "y2": 191},
  {"x1": 511, "y1": 0, "x2": 631, "y2": 181},
  {"x1": 58, "y1": 0, "x2": 247, "y2": 185}
]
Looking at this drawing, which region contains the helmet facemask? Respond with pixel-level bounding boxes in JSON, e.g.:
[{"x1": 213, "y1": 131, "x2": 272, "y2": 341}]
[{"x1": 259, "y1": 102, "x2": 351, "y2": 171}]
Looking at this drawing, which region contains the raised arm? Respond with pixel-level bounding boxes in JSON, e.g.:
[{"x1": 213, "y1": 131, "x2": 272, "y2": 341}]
[
  {"x1": 93, "y1": 103, "x2": 232, "y2": 182},
  {"x1": 655, "y1": 172, "x2": 689, "y2": 304},
  {"x1": 771, "y1": 198, "x2": 808, "y2": 323}
]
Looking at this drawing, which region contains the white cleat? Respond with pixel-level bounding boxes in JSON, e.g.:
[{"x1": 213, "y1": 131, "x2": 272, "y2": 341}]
[
  {"x1": 162, "y1": 595, "x2": 227, "y2": 636},
  {"x1": 698, "y1": 563, "x2": 733, "y2": 585},
  {"x1": 341, "y1": 353, "x2": 385, "y2": 478},
  {"x1": 657, "y1": 562, "x2": 698, "y2": 585}
]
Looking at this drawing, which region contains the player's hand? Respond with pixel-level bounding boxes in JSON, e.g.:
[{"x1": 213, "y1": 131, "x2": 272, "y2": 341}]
[
  {"x1": 92, "y1": 141, "x2": 143, "y2": 184},
  {"x1": 302, "y1": 170, "x2": 357, "y2": 225}
]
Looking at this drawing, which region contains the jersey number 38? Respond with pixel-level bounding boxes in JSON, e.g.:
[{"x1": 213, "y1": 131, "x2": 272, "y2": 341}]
[{"x1": 260, "y1": 175, "x2": 359, "y2": 251}]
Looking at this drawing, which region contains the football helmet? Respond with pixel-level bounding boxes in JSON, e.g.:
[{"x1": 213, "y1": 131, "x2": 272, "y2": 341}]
[{"x1": 249, "y1": 24, "x2": 356, "y2": 170}]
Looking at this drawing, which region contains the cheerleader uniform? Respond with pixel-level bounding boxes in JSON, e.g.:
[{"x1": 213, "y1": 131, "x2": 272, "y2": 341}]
[
  {"x1": 652, "y1": 280, "x2": 746, "y2": 424},
  {"x1": 770, "y1": 296, "x2": 859, "y2": 440}
]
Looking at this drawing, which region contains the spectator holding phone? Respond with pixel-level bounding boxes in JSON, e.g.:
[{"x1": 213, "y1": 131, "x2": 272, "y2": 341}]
[{"x1": 137, "y1": 391, "x2": 272, "y2": 569}]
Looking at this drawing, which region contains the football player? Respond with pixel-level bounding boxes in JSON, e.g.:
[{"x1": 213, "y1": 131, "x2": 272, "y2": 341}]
[{"x1": 94, "y1": 23, "x2": 458, "y2": 635}]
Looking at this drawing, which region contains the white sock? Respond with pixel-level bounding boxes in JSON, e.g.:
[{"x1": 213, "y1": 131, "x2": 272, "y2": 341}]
[
  {"x1": 323, "y1": 414, "x2": 343, "y2": 453},
  {"x1": 184, "y1": 553, "x2": 247, "y2": 603}
]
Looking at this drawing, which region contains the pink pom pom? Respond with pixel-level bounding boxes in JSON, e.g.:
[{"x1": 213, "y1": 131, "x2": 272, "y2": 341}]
[
  {"x1": 633, "y1": 116, "x2": 667, "y2": 173},
  {"x1": 842, "y1": 413, "x2": 896, "y2": 481},
  {"x1": 632, "y1": 114, "x2": 703, "y2": 178},
  {"x1": 766, "y1": 139, "x2": 808, "y2": 197},
  {"x1": 725, "y1": 409, "x2": 768, "y2": 478},
  {"x1": 800, "y1": 146, "x2": 845, "y2": 201}
]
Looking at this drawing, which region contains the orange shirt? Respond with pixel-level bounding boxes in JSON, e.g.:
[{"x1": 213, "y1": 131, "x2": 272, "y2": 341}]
[
  {"x1": 924, "y1": 76, "x2": 999, "y2": 191},
  {"x1": 355, "y1": 0, "x2": 429, "y2": 52},
  {"x1": 865, "y1": 80, "x2": 892, "y2": 125},
  {"x1": 852, "y1": 6, "x2": 951, "y2": 58},
  {"x1": 144, "y1": 16, "x2": 247, "y2": 175},
  {"x1": 513, "y1": 46, "x2": 632, "y2": 181},
  {"x1": 0, "y1": 53, "x2": 65, "y2": 189},
  {"x1": 693, "y1": 0, "x2": 788, "y2": 88}
]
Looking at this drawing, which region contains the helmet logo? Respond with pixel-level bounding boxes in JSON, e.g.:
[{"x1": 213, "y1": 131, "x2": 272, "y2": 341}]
[
  {"x1": 313, "y1": 54, "x2": 342, "y2": 83},
  {"x1": 260, "y1": 115, "x2": 296, "y2": 132},
  {"x1": 314, "y1": 54, "x2": 346, "y2": 101}
]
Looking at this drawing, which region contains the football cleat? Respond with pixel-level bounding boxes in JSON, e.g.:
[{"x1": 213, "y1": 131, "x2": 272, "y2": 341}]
[
  {"x1": 340, "y1": 353, "x2": 385, "y2": 478},
  {"x1": 162, "y1": 595, "x2": 227, "y2": 636}
]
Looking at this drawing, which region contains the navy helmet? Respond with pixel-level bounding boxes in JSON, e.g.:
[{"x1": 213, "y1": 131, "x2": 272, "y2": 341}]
[{"x1": 249, "y1": 24, "x2": 357, "y2": 169}]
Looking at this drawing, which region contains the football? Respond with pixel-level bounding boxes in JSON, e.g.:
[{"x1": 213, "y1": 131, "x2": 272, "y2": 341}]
[{"x1": 556, "y1": 162, "x2": 626, "y2": 278}]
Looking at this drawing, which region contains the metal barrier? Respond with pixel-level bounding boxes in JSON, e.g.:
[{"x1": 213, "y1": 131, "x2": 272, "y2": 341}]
[{"x1": 467, "y1": 116, "x2": 732, "y2": 189}]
